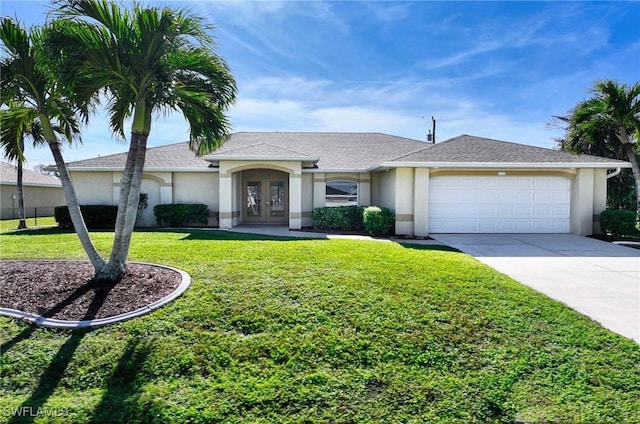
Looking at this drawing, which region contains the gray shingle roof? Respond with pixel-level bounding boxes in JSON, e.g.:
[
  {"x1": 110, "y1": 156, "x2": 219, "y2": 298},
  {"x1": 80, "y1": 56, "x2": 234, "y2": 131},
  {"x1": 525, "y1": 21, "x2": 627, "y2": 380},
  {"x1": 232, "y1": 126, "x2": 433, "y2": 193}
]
[
  {"x1": 207, "y1": 142, "x2": 317, "y2": 161},
  {"x1": 62, "y1": 132, "x2": 630, "y2": 171},
  {"x1": 0, "y1": 161, "x2": 62, "y2": 187},
  {"x1": 64, "y1": 142, "x2": 212, "y2": 170},
  {"x1": 390, "y1": 134, "x2": 630, "y2": 166},
  {"x1": 213, "y1": 132, "x2": 428, "y2": 170}
]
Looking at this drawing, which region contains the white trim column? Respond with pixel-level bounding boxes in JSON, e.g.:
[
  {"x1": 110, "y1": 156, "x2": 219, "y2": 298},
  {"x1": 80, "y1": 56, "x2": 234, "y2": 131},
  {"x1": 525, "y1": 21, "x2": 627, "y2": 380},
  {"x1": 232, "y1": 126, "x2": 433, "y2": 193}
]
[
  {"x1": 219, "y1": 171, "x2": 233, "y2": 229},
  {"x1": 570, "y1": 168, "x2": 594, "y2": 235},
  {"x1": 413, "y1": 168, "x2": 429, "y2": 237},
  {"x1": 358, "y1": 172, "x2": 371, "y2": 206},
  {"x1": 394, "y1": 167, "x2": 415, "y2": 236},
  {"x1": 289, "y1": 171, "x2": 302, "y2": 229},
  {"x1": 313, "y1": 173, "x2": 326, "y2": 209}
]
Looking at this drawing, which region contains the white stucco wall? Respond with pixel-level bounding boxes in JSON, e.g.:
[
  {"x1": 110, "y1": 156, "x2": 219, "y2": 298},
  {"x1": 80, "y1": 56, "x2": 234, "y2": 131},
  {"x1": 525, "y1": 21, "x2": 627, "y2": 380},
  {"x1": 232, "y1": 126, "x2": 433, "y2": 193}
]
[
  {"x1": 72, "y1": 172, "x2": 114, "y2": 205},
  {"x1": 413, "y1": 168, "x2": 430, "y2": 237},
  {"x1": 570, "y1": 168, "x2": 595, "y2": 235},
  {"x1": 173, "y1": 172, "x2": 219, "y2": 226},
  {"x1": 301, "y1": 173, "x2": 314, "y2": 227},
  {"x1": 377, "y1": 169, "x2": 396, "y2": 211},
  {"x1": 394, "y1": 167, "x2": 415, "y2": 235},
  {"x1": 593, "y1": 169, "x2": 607, "y2": 234},
  {"x1": 0, "y1": 184, "x2": 64, "y2": 219},
  {"x1": 358, "y1": 172, "x2": 372, "y2": 206},
  {"x1": 138, "y1": 178, "x2": 161, "y2": 227}
]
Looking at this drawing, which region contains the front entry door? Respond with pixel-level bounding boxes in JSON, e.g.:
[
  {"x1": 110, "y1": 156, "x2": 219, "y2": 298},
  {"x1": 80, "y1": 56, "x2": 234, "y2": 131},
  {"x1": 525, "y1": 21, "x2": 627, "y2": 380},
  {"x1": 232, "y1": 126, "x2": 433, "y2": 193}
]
[{"x1": 244, "y1": 176, "x2": 288, "y2": 224}]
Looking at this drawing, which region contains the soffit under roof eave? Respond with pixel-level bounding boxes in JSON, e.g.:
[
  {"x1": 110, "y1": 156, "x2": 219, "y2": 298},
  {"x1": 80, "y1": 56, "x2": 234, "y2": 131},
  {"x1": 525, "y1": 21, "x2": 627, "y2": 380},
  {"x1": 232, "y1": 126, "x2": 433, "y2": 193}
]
[
  {"x1": 64, "y1": 167, "x2": 219, "y2": 173},
  {"x1": 379, "y1": 161, "x2": 632, "y2": 169},
  {"x1": 205, "y1": 155, "x2": 319, "y2": 162},
  {"x1": 0, "y1": 181, "x2": 62, "y2": 188},
  {"x1": 303, "y1": 168, "x2": 371, "y2": 173}
]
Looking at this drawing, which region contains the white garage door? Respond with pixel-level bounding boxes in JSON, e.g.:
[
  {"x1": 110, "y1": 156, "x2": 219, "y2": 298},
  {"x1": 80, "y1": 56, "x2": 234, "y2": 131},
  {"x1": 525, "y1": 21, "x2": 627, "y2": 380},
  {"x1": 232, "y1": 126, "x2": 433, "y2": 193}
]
[{"x1": 429, "y1": 176, "x2": 571, "y2": 233}]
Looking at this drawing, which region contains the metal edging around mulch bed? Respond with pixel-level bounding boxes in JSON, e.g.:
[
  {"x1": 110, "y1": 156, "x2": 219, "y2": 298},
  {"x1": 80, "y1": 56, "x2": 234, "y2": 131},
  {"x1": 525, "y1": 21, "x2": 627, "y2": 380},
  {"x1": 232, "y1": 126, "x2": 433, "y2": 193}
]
[{"x1": 0, "y1": 262, "x2": 191, "y2": 329}]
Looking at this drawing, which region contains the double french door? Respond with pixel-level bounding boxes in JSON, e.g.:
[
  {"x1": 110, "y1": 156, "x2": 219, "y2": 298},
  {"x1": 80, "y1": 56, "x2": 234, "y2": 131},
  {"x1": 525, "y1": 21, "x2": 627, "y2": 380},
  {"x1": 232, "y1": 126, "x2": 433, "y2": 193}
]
[{"x1": 244, "y1": 173, "x2": 288, "y2": 224}]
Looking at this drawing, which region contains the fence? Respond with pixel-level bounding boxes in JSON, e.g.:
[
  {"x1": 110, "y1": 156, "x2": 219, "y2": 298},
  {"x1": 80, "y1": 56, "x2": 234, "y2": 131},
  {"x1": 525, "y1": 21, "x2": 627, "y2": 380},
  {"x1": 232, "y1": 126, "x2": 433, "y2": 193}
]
[{"x1": 0, "y1": 207, "x2": 56, "y2": 221}]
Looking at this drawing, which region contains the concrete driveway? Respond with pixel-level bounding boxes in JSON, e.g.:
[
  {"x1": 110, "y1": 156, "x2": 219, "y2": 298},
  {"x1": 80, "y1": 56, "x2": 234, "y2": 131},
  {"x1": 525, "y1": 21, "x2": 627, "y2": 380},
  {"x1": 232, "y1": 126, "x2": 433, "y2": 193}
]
[{"x1": 430, "y1": 234, "x2": 640, "y2": 343}]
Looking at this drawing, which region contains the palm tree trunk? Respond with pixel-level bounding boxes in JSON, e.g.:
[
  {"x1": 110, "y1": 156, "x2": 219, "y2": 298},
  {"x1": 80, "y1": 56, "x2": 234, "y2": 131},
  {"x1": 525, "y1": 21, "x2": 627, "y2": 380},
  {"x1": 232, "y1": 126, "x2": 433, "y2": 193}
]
[
  {"x1": 617, "y1": 128, "x2": 640, "y2": 225},
  {"x1": 16, "y1": 153, "x2": 27, "y2": 230},
  {"x1": 96, "y1": 137, "x2": 139, "y2": 282},
  {"x1": 96, "y1": 131, "x2": 148, "y2": 283},
  {"x1": 119, "y1": 131, "x2": 148, "y2": 262},
  {"x1": 621, "y1": 143, "x2": 640, "y2": 223},
  {"x1": 48, "y1": 140, "x2": 106, "y2": 273}
]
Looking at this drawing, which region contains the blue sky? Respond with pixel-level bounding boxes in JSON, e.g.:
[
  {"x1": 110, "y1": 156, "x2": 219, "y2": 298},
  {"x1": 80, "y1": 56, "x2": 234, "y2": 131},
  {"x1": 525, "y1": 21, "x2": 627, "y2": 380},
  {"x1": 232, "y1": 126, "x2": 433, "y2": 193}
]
[{"x1": 2, "y1": 0, "x2": 639, "y2": 166}]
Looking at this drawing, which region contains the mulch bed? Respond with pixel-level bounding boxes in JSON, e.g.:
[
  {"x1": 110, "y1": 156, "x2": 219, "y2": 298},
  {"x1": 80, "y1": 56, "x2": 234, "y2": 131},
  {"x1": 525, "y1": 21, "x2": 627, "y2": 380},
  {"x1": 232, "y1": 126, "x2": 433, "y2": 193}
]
[{"x1": 0, "y1": 260, "x2": 181, "y2": 321}]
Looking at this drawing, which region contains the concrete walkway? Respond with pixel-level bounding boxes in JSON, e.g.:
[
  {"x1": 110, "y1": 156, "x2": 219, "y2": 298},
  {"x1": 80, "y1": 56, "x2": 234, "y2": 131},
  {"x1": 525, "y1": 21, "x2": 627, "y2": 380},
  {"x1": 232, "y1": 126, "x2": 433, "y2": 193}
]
[{"x1": 431, "y1": 234, "x2": 640, "y2": 343}]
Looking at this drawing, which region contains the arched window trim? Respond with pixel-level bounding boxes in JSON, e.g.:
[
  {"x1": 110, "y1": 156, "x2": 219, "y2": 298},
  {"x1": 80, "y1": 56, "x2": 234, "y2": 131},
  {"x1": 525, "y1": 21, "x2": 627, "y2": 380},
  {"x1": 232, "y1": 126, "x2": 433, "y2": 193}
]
[{"x1": 325, "y1": 179, "x2": 358, "y2": 207}]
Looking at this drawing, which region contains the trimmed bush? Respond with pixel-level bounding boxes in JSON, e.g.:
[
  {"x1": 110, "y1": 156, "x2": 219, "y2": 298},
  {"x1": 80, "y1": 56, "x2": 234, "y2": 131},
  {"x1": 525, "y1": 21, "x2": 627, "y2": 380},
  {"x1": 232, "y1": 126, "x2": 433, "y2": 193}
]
[
  {"x1": 600, "y1": 209, "x2": 638, "y2": 237},
  {"x1": 363, "y1": 206, "x2": 394, "y2": 237},
  {"x1": 313, "y1": 206, "x2": 365, "y2": 231},
  {"x1": 154, "y1": 203, "x2": 209, "y2": 227},
  {"x1": 54, "y1": 205, "x2": 119, "y2": 230}
]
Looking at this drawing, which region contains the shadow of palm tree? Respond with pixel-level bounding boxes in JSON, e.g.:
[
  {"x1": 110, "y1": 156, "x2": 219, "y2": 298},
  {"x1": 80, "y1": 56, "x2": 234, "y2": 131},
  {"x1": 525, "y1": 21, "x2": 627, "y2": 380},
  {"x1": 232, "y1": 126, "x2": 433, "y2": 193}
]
[
  {"x1": 5, "y1": 280, "x2": 117, "y2": 424},
  {"x1": 87, "y1": 338, "x2": 152, "y2": 424},
  {"x1": 171, "y1": 228, "x2": 317, "y2": 242}
]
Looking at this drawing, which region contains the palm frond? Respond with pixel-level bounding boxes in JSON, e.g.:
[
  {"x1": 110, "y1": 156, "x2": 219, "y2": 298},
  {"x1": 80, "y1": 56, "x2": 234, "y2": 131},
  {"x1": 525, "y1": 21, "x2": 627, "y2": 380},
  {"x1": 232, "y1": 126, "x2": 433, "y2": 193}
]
[
  {"x1": 50, "y1": 0, "x2": 237, "y2": 148},
  {"x1": 0, "y1": 106, "x2": 42, "y2": 162}
]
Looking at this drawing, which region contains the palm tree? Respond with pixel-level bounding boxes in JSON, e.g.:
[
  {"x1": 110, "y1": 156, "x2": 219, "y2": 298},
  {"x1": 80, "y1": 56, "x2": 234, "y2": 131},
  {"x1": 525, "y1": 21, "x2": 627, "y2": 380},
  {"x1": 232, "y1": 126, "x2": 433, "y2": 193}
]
[
  {"x1": 563, "y1": 80, "x2": 640, "y2": 220},
  {"x1": 0, "y1": 17, "x2": 106, "y2": 271},
  {"x1": 50, "y1": 0, "x2": 237, "y2": 282},
  {"x1": 0, "y1": 105, "x2": 45, "y2": 229}
]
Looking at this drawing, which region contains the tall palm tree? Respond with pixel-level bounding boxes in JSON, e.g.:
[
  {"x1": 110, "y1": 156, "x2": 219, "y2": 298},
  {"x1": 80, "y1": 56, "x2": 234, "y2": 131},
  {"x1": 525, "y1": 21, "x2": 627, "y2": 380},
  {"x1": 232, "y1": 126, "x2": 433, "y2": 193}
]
[
  {"x1": 0, "y1": 105, "x2": 45, "y2": 229},
  {"x1": 51, "y1": 0, "x2": 237, "y2": 282},
  {"x1": 0, "y1": 18, "x2": 106, "y2": 271},
  {"x1": 563, "y1": 80, "x2": 640, "y2": 220}
]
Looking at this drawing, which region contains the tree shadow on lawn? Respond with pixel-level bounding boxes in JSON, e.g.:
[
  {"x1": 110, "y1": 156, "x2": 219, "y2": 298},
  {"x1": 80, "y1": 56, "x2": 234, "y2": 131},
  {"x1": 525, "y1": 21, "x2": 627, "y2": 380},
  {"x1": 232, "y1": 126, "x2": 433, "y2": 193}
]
[
  {"x1": 87, "y1": 338, "x2": 151, "y2": 424},
  {"x1": 1, "y1": 226, "x2": 322, "y2": 242},
  {"x1": 164, "y1": 228, "x2": 321, "y2": 242},
  {"x1": 396, "y1": 242, "x2": 461, "y2": 253},
  {"x1": 2, "y1": 281, "x2": 118, "y2": 424},
  {"x1": 0, "y1": 227, "x2": 76, "y2": 236}
]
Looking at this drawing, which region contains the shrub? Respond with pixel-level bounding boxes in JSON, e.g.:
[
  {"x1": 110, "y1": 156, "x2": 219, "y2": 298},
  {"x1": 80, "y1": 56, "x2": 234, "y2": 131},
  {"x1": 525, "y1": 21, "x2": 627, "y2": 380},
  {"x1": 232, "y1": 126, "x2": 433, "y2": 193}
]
[
  {"x1": 313, "y1": 206, "x2": 365, "y2": 231},
  {"x1": 135, "y1": 193, "x2": 149, "y2": 226},
  {"x1": 154, "y1": 204, "x2": 209, "y2": 227},
  {"x1": 363, "y1": 206, "x2": 394, "y2": 237},
  {"x1": 54, "y1": 205, "x2": 119, "y2": 230},
  {"x1": 600, "y1": 209, "x2": 638, "y2": 237}
]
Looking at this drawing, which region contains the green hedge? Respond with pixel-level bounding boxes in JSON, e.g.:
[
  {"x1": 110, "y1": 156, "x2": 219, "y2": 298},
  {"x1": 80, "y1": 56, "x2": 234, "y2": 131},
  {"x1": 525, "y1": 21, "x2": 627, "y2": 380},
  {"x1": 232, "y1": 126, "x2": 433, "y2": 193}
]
[
  {"x1": 153, "y1": 204, "x2": 209, "y2": 227},
  {"x1": 54, "y1": 205, "x2": 118, "y2": 230},
  {"x1": 363, "y1": 206, "x2": 395, "y2": 237},
  {"x1": 600, "y1": 209, "x2": 638, "y2": 237},
  {"x1": 312, "y1": 206, "x2": 365, "y2": 231}
]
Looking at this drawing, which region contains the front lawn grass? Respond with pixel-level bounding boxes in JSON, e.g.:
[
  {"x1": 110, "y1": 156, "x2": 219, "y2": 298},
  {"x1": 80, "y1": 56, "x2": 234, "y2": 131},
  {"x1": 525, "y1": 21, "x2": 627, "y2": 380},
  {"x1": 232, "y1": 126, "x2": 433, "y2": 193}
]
[
  {"x1": 0, "y1": 217, "x2": 57, "y2": 232},
  {"x1": 1, "y1": 229, "x2": 638, "y2": 423}
]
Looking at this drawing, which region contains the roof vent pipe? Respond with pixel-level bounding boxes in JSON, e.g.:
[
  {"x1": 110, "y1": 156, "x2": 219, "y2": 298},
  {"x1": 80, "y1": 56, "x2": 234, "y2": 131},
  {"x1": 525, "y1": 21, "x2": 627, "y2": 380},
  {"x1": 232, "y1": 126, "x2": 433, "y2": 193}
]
[
  {"x1": 607, "y1": 167, "x2": 622, "y2": 179},
  {"x1": 426, "y1": 116, "x2": 436, "y2": 143}
]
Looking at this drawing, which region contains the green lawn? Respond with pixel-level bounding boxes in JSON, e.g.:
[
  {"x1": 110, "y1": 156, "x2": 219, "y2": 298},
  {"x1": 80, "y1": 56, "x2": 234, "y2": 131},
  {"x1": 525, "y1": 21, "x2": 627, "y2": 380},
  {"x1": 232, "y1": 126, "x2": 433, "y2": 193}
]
[
  {"x1": 1, "y1": 229, "x2": 638, "y2": 424},
  {"x1": 0, "y1": 217, "x2": 57, "y2": 231}
]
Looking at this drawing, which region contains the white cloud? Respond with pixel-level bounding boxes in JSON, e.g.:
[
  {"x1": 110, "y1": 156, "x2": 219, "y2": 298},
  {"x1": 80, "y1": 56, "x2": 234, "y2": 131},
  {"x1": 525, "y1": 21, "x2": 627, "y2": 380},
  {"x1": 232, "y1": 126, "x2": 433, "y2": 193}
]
[{"x1": 229, "y1": 74, "x2": 563, "y2": 149}]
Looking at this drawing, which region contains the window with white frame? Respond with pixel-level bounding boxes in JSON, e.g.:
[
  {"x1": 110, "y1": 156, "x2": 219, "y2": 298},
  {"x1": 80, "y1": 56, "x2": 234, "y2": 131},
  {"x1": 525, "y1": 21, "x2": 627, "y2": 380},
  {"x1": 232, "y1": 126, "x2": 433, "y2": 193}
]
[{"x1": 325, "y1": 180, "x2": 358, "y2": 206}]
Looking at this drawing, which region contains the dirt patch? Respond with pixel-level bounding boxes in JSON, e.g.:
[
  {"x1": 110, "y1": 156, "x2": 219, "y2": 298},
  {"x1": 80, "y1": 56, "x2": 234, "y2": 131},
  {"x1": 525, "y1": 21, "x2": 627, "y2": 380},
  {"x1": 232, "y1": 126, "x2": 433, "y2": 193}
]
[{"x1": 0, "y1": 260, "x2": 181, "y2": 321}]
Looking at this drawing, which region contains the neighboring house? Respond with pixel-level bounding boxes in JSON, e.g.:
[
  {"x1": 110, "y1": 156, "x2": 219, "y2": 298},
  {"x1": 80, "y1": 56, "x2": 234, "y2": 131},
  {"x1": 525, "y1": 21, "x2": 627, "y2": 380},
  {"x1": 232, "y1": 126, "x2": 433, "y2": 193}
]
[
  {"x1": 60, "y1": 132, "x2": 630, "y2": 235},
  {"x1": 0, "y1": 161, "x2": 64, "y2": 219}
]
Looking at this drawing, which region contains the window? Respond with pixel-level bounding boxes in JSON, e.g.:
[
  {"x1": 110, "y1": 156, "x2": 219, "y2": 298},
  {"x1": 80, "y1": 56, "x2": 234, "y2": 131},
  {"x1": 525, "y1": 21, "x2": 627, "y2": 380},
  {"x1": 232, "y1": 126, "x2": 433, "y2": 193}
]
[{"x1": 326, "y1": 180, "x2": 358, "y2": 207}]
